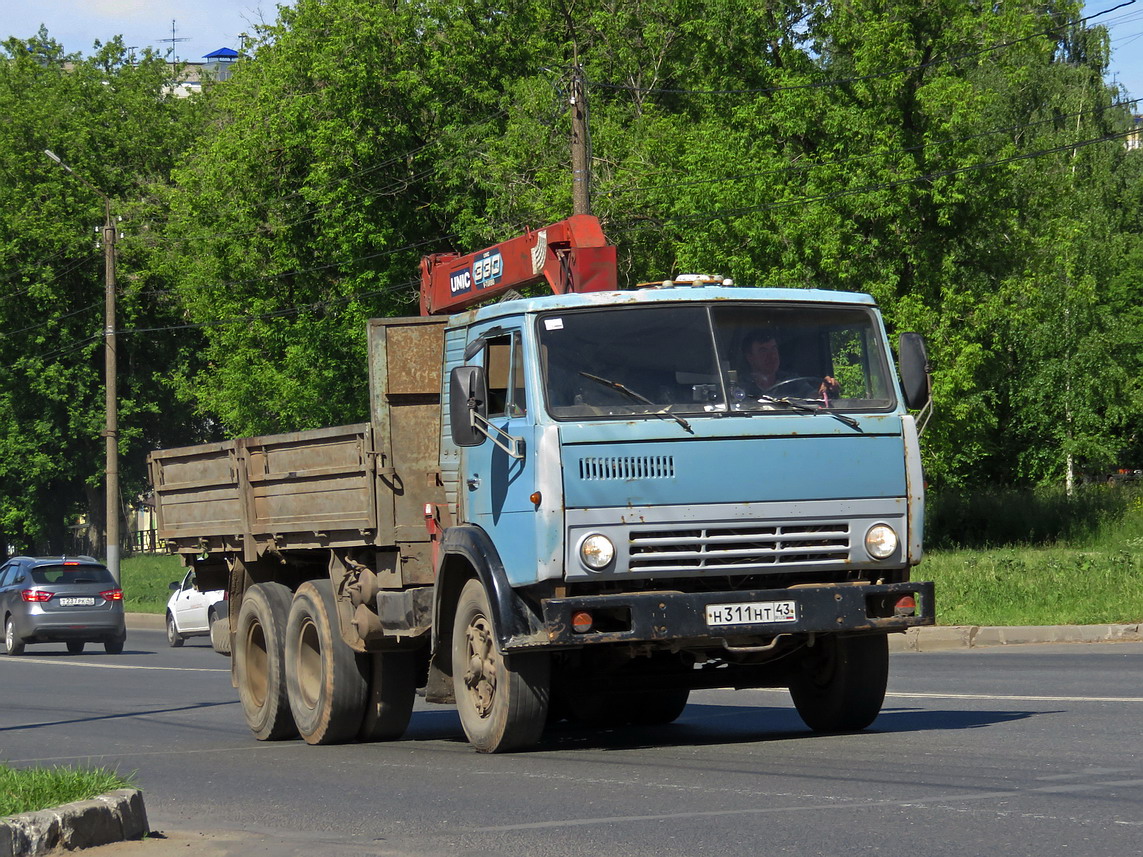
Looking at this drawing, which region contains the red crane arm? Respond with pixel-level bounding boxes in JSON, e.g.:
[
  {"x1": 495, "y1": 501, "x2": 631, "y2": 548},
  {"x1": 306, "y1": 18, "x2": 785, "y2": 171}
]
[{"x1": 419, "y1": 214, "x2": 617, "y2": 315}]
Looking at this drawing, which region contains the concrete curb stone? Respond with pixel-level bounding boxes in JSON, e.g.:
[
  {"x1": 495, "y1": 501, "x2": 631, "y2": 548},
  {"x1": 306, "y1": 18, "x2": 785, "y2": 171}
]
[
  {"x1": 0, "y1": 789, "x2": 148, "y2": 857},
  {"x1": 890, "y1": 623, "x2": 1143, "y2": 652}
]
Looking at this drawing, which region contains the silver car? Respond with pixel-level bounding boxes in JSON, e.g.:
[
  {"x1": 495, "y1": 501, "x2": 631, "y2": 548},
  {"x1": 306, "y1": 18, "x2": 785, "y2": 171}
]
[{"x1": 0, "y1": 556, "x2": 127, "y2": 655}]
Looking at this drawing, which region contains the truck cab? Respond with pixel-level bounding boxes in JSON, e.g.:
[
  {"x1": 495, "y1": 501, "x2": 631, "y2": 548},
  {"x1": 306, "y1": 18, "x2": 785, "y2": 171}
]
[{"x1": 431, "y1": 283, "x2": 932, "y2": 749}]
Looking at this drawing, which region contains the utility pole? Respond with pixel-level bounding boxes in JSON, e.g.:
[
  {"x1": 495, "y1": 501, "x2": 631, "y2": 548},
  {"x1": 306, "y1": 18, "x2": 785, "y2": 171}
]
[
  {"x1": 44, "y1": 150, "x2": 120, "y2": 583},
  {"x1": 570, "y1": 65, "x2": 592, "y2": 216}
]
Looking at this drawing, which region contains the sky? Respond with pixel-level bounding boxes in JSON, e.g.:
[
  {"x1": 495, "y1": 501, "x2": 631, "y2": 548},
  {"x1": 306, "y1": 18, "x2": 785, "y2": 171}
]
[{"x1": 3, "y1": 0, "x2": 1143, "y2": 101}]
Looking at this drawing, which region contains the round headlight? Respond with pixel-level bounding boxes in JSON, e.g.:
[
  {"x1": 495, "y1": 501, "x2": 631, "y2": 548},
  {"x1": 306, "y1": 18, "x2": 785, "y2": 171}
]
[
  {"x1": 865, "y1": 524, "x2": 899, "y2": 560},
  {"x1": 580, "y1": 534, "x2": 615, "y2": 570}
]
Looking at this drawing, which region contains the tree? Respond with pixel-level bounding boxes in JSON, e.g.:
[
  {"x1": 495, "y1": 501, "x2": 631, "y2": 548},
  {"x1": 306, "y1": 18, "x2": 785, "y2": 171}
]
[{"x1": 0, "y1": 31, "x2": 204, "y2": 552}]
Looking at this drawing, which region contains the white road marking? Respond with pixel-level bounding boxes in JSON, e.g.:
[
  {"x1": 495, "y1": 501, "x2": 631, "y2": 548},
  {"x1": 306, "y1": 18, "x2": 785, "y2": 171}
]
[
  {"x1": 472, "y1": 791, "x2": 1019, "y2": 832},
  {"x1": 0, "y1": 656, "x2": 228, "y2": 672},
  {"x1": 886, "y1": 691, "x2": 1143, "y2": 703},
  {"x1": 748, "y1": 686, "x2": 1143, "y2": 703}
]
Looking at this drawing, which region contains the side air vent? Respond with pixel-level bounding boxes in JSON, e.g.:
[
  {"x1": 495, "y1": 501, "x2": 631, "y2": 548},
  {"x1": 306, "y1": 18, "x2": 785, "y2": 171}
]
[{"x1": 578, "y1": 456, "x2": 676, "y2": 481}]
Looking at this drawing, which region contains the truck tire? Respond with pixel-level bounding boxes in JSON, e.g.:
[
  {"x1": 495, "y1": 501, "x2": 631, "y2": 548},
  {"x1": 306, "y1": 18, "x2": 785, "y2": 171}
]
[
  {"x1": 285, "y1": 579, "x2": 367, "y2": 745},
  {"x1": 452, "y1": 578, "x2": 549, "y2": 753},
  {"x1": 626, "y1": 689, "x2": 690, "y2": 726},
  {"x1": 235, "y1": 582, "x2": 298, "y2": 741},
  {"x1": 789, "y1": 634, "x2": 888, "y2": 733},
  {"x1": 358, "y1": 650, "x2": 418, "y2": 742}
]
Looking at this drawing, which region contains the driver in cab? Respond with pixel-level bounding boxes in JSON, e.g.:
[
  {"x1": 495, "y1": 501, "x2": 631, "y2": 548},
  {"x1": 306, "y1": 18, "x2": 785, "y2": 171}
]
[{"x1": 737, "y1": 329, "x2": 840, "y2": 402}]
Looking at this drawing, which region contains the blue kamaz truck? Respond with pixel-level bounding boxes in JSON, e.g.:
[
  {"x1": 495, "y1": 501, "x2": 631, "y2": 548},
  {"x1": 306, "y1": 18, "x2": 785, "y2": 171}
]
[{"x1": 149, "y1": 216, "x2": 934, "y2": 752}]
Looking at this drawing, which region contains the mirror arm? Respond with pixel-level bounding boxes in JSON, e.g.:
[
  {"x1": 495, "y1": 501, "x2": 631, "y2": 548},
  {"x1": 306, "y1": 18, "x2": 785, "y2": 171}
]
[{"x1": 470, "y1": 410, "x2": 526, "y2": 459}]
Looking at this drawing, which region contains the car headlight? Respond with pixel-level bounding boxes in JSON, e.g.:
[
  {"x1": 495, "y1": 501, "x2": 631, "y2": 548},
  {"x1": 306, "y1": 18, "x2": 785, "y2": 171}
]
[
  {"x1": 580, "y1": 534, "x2": 615, "y2": 570},
  {"x1": 865, "y1": 524, "x2": 899, "y2": 560}
]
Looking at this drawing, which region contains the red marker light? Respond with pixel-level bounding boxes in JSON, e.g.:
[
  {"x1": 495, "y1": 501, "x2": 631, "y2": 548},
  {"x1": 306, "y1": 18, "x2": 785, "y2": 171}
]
[
  {"x1": 894, "y1": 595, "x2": 917, "y2": 617},
  {"x1": 101, "y1": 589, "x2": 124, "y2": 601},
  {"x1": 21, "y1": 590, "x2": 53, "y2": 602},
  {"x1": 571, "y1": 611, "x2": 593, "y2": 633}
]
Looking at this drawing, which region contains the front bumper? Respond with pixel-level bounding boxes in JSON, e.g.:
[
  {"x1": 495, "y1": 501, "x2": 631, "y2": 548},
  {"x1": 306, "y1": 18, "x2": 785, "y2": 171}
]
[{"x1": 540, "y1": 581, "x2": 934, "y2": 648}]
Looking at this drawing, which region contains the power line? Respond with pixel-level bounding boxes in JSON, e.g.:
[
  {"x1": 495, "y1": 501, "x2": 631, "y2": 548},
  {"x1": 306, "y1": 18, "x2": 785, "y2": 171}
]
[
  {"x1": 622, "y1": 128, "x2": 1135, "y2": 229},
  {"x1": 589, "y1": 1, "x2": 1137, "y2": 98},
  {"x1": 615, "y1": 98, "x2": 1141, "y2": 194}
]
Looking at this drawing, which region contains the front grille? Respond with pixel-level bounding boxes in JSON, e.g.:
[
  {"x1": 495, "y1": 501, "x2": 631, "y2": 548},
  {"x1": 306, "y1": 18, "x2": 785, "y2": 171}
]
[{"x1": 628, "y1": 522, "x2": 851, "y2": 573}]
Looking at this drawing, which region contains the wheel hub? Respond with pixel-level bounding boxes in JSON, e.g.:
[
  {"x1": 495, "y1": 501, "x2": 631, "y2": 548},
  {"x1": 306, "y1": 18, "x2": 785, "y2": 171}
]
[{"x1": 462, "y1": 616, "x2": 497, "y2": 718}]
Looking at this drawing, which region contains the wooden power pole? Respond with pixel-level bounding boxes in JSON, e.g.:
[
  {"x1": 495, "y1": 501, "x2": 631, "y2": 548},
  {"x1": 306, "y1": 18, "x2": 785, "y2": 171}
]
[{"x1": 570, "y1": 65, "x2": 592, "y2": 216}]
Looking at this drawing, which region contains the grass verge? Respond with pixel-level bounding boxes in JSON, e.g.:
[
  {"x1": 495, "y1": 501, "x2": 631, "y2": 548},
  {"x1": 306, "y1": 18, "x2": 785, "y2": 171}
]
[
  {"x1": 120, "y1": 553, "x2": 186, "y2": 614},
  {"x1": 922, "y1": 487, "x2": 1143, "y2": 626},
  {"x1": 0, "y1": 765, "x2": 133, "y2": 817}
]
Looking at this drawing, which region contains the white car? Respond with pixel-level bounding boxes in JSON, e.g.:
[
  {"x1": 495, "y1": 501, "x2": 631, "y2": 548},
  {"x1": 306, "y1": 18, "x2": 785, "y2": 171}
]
[{"x1": 165, "y1": 570, "x2": 226, "y2": 647}]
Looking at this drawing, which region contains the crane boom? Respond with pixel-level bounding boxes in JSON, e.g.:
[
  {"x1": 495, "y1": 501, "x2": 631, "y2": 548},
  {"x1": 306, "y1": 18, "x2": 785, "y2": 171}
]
[{"x1": 419, "y1": 214, "x2": 617, "y2": 315}]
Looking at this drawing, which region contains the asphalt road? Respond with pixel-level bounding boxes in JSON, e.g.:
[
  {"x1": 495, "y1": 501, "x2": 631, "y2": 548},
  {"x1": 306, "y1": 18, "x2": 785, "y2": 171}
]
[{"x1": 2, "y1": 631, "x2": 1141, "y2": 857}]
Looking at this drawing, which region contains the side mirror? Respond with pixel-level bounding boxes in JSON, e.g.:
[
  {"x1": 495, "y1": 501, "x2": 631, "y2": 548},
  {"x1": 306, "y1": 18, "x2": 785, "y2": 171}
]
[
  {"x1": 898, "y1": 332, "x2": 931, "y2": 410},
  {"x1": 169, "y1": 581, "x2": 180, "y2": 592},
  {"x1": 450, "y1": 365, "x2": 488, "y2": 447}
]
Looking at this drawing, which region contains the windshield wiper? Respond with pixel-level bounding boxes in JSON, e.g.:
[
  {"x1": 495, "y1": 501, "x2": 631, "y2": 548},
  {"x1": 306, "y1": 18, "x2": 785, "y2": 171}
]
[
  {"x1": 757, "y1": 396, "x2": 862, "y2": 431},
  {"x1": 579, "y1": 372, "x2": 694, "y2": 434}
]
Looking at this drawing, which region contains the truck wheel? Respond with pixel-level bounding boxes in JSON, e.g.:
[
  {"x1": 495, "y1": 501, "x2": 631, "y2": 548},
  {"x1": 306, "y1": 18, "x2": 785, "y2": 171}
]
[
  {"x1": 166, "y1": 612, "x2": 184, "y2": 647},
  {"x1": 789, "y1": 634, "x2": 888, "y2": 732},
  {"x1": 235, "y1": 582, "x2": 298, "y2": 741},
  {"x1": 285, "y1": 579, "x2": 367, "y2": 745},
  {"x1": 358, "y1": 650, "x2": 418, "y2": 741},
  {"x1": 626, "y1": 689, "x2": 690, "y2": 726},
  {"x1": 452, "y1": 579, "x2": 549, "y2": 753}
]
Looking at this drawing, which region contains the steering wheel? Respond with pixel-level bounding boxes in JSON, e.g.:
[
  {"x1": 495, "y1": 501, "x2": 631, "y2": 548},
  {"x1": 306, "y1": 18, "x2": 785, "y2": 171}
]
[{"x1": 765, "y1": 376, "x2": 822, "y2": 397}]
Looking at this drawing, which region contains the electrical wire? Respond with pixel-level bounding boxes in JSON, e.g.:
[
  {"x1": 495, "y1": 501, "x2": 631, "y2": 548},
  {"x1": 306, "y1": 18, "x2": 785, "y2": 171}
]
[
  {"x1": 621, "y1": 127, "x2": 1136, "y2": 229},
  {"x1": 614, "y1": 98, "x2": 1141, "y2": 194},
  {"x1": 589, "y1": 1, "x2": 1137, "y2": 97}
]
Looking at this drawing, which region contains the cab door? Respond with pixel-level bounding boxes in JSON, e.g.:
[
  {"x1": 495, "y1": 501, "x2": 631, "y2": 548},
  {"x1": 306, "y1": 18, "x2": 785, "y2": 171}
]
[{"x1": 463, "y1": 329, "x2": 540, "y2": 585}]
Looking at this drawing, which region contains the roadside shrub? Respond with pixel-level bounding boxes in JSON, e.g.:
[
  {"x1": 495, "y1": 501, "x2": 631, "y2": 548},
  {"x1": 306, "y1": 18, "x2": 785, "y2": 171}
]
[{"x1": 925, "y1": 486, "x2": 1136, "y2": 549}]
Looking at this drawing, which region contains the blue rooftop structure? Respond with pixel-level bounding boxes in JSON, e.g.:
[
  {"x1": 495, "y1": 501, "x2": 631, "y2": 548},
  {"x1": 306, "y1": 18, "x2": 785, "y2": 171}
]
[{"x1": 204, "y1": 47, "x2": 239, "y2": 61}]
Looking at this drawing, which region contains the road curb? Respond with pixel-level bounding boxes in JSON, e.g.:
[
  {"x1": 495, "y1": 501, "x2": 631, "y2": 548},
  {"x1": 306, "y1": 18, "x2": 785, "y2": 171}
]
[
  {"x1": 0, "y1": 789, "x2": 149, "y2": 857},
  {"x1": 126, "y1": 612, "x2": 165, "y2": 631},
  {"x1": 890, "y1": 623, "x2": 1143, "y2": 652}
]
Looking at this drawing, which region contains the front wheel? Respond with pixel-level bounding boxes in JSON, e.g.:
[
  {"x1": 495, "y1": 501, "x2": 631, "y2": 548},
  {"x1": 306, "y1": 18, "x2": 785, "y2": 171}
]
[
  {"x1": 5, "y1": 617, "x2": 25, "y2": 656},
  {"x1": 789, "y1": 634, "x2": 888, "y2": 732},
  {"x1": 166, "y1": 612, "x2": 184, "y2": 647},
  {"x1": 452, "y1": 579, "x2": 549, "y2": 753}
]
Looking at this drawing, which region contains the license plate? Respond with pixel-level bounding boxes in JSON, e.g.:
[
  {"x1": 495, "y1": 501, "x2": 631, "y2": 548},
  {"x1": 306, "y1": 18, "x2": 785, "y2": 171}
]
[
  {"x1": 706, "y1": 600, "x2": 797, "y2": 626},
  {"x1": 58, "y1": 597, "x2": 96, "y2": 607}
]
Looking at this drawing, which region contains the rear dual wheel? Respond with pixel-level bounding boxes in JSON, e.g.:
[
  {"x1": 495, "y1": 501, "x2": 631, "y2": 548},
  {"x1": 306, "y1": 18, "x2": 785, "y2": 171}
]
[
  {"x1": 234, "y1": 582, "x2": 297, "y2": 741},
  {"x1": 284, "y1": 580, "x2": 367, "y2": 745}
]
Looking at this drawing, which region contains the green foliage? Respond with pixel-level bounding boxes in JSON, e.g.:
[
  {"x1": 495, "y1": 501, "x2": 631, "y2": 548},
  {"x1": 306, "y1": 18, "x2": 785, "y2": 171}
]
[
  {"x1": 0, "y1": 764, "x2": 134, "y2": 817},
  {"x1": 120, "y1": 553, "x2": 187, "y2": 614},
  {"x1": 926, "y1": 485, "x2": 1137, "y2": 549},
  {"x1": 0, "y1": 32, "x2": 207, "y2": 552},
  {"x1": 924, "y1": 487, "x2": 1143, "y2": 626}
]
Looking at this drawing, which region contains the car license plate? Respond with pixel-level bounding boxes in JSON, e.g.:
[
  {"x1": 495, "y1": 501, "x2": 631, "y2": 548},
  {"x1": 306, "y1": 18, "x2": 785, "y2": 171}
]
[
  {"x1": 58, "y1": 597, "x2": 96, "y2": 607},
  {"x1": 706, "y1": 600, "x2": 797, "y2": 626}
]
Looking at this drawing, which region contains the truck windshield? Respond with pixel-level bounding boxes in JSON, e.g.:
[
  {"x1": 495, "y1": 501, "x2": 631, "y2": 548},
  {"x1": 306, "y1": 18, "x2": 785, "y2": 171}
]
[{"x1": 538, "y1": 302, "x2": 894, "y2": 419}]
